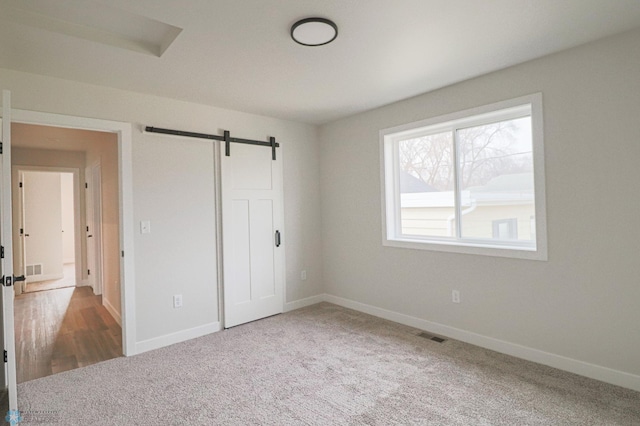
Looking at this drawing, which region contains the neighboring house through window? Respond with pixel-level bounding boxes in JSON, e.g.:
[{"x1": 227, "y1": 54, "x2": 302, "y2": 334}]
[{"x1": 380, "y1": 94, "x2": 547, "y2": 260}]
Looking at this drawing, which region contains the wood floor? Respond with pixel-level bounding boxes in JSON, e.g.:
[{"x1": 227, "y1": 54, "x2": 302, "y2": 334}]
[{"x1": 15, "y1": 286, "x2": 122, "y2": 383}]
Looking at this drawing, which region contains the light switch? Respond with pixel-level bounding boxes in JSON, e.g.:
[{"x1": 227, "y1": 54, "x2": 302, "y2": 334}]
[{"x1": 140, "y1": 220, "x2": 151, "y2": 234}]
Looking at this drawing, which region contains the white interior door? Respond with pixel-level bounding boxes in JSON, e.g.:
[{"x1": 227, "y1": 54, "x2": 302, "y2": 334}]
[
  {"x1": 221, "y1": 142, "x2": 285, "y2": 328},
  {"x1": 22, "y1": 171, "x2": 64, "y2": 284},
  {"x1": 1, "y1": 90, "x2": 19, "y2": 410}
]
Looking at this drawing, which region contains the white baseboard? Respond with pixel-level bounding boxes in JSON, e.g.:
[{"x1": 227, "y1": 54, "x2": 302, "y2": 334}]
[
  {"x1": 323, "y1": 294, "x2": 640, "y2": 392},
  {"x1": 102, "y1": 297, "x2": 122, "y2": 327},
  {"x1": 135, "y1": 322, "x2": 221, "y2": 355},
  {"x1": 27, "y1": 273, "x2": 63, "y2": 283},
  {"x1": 284, "y1": 294, "x2": 325, "y2": 312}
]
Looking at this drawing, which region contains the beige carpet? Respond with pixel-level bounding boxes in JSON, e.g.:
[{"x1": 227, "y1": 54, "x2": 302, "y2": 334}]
[{"x1": 17, "y1": 303, "x2": 640, "y2": 425}]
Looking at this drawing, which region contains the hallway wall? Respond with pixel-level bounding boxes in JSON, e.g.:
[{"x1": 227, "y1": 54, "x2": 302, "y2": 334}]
[{"x1": 85, "y1": 133, "x2": 120, "y2": 323}]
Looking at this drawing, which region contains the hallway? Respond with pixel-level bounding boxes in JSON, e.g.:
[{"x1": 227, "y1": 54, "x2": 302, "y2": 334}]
[{"x1": 15, "y1": 286, "x2": 122, "y2": 383}]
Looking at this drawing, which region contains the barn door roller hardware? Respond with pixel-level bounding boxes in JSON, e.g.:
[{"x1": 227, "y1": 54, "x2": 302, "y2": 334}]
[{"x1": 145, "y1": 126, "x2": 280, "y2": 160}]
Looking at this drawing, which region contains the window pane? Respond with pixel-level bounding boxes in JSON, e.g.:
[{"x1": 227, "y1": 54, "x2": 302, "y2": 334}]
[
  {"x1": 457, "y1": 117, "x2": 535, "y2": 242},
  {"x1": 398, "y1": 132, "x2": 456, "y2": 237}
]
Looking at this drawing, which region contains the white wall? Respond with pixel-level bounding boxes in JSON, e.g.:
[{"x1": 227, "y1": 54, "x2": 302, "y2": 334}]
[
  {"x1": 0, "y1": 68, "x2": 323, "y2": 346},
  {"x1": 23, "y1": 172, "x2": 63, "y2": 281},
  {"x1": 319, "y1": 27, "x2": 640, "y2": 385},
  {"x1": 61, "y1": 173, "x2": 75, "y2": 264}
]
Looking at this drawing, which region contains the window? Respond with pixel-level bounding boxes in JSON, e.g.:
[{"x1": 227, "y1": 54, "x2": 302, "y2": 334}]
[{"x1": 381, "y1": 94, "x2": 547, "y2": 260}]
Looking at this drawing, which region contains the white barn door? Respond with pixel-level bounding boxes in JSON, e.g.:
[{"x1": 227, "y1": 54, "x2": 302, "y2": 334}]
[{"x1": 221, "y1": 141, "x2": 284, "y2": 328}]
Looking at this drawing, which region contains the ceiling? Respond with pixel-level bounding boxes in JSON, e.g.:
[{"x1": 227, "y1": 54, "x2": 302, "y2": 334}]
[{"x1": 2, "y1": 0, "x2": 640, "y2": 125}]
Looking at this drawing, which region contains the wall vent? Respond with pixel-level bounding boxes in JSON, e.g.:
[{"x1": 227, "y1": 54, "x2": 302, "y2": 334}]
[
  {"x1": 418, "y1": 332, "x2": 447, "y2": 343},
  {"x1": 26, "y1": 264, "x2": 43, "y2": 276}
]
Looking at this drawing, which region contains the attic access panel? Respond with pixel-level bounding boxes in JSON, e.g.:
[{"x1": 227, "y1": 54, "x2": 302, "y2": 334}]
[{"x1": 2, "y1": 0, "x2": 182, "y2": 57}]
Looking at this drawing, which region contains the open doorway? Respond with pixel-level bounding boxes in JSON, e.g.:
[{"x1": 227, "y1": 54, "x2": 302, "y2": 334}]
[{"x1": 11, "y1": 123, "x2": 123, "y2": 383}]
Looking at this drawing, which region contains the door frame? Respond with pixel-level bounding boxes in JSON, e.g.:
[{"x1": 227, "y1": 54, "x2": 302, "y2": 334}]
[
  {"x1": 12, "y1": 109, "x2": 137, "y2": 356},
  {"x1": 13, "y1": 166, "x2": 82, "y2": 294},
  {"x1": 85, "y1": 160, "x2": 104, "y2": 295}
]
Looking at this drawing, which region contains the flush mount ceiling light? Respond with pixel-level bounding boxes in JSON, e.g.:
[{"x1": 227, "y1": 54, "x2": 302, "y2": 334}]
[{"x1": 291, "y1": 17, "x2": 338, "y2": 46}]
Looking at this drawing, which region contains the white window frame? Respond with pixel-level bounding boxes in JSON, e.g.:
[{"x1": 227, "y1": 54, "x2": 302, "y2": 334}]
[{"x1": 380, "y1": 93, "x2": 547, "y2": 260}]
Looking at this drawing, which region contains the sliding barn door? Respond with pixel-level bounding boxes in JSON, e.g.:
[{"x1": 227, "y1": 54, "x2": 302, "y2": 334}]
[
  {"x1": 221, "y1": 142, "x2": 284, "y2": 328},
  {"x1": 0, "y1": 90, "x2": 18, "y2": 410}
]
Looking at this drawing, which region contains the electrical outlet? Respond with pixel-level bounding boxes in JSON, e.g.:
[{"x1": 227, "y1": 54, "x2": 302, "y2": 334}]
[
  {"x1": 173, "y1": 294, "x2": 183, "y2": 308},
  {"x1": 301, "y1": 270, "x2": 307, "y2": 280},
  {"x1": 452, "y1": 290, "x2": 461, "y2": 304}
]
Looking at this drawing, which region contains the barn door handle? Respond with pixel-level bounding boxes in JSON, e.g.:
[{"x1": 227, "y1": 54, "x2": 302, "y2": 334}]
[{"x1": 275, "y1": 230, "x2": 281, "y2": 247}]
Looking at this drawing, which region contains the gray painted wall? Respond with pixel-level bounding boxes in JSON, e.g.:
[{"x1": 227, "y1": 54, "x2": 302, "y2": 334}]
[{"x1": 319, "y1": 28, "x2": 640, "y2": 377}]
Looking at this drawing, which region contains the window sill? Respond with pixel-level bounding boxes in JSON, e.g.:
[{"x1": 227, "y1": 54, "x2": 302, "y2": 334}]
[{"x1": 383, "y1": 238, "x2": 547, "y2": 261}]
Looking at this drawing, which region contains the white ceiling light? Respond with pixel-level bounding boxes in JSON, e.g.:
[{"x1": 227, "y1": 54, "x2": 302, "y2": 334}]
[{"x1": 291, "y1": 18, "x2": 338, "y2": 47}]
